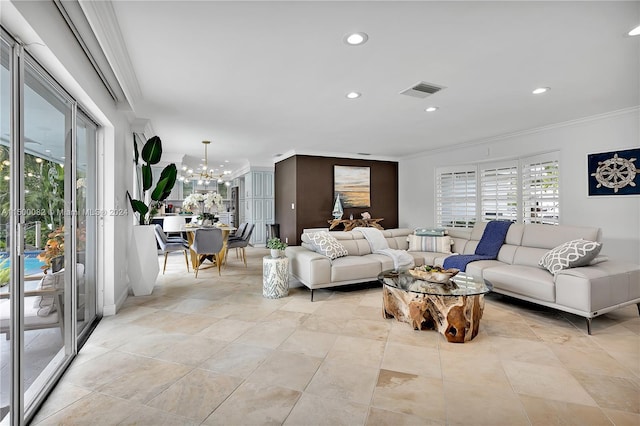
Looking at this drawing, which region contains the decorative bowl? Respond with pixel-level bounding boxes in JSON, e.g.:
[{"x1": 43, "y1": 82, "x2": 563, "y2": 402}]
[{"x1": 408, "y1": 267, "x2": 460, "y2": 283}]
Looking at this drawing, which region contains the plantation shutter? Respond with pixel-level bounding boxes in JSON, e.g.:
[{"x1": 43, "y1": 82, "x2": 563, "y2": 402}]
[
  {"x1": 480, "y1": 161, "x2": 518, "y2": 222},
  {"x1": 436, "y1": 166, "x2": 477, "y2": 228},
  {"x1": 522, "y1": 152, "x2": 560, "y2": 225}
]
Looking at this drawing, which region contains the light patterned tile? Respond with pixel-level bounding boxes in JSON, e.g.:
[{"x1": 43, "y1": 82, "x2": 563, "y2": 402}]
[
  {"x1": 284, "y1": 393, "x2": 368, "y2": 426},
  {"x1": 154, "y1": 335, "x2": 228, "y2": 366},
  {"x1": 246, "y1": 350, "x2": 322, "y2": 391},
  {"x1": 305, "y1": 359, "x2": 379, "y2": 404},
  {"x1": 32, "y1": 393, "x2": 138, "y2": 425},
  {"x1": 234, "y1": 322, "x2": 296, "y2": 349},
  {"x1": 279, "y1": 329, "x2": 338, "y2": 358},
  {"x1": 146, "y1": 369, "x2": 242, "y2": 422},
  {"x1": 381, "y1": 342, "x2": 441, "y2": 379},
  {"x1": 519, "y1": 394, "x2": 613, "y2": 426},
  {"x1": 571, "y1": 370, "x2": 640, "y2": 414},
  {"x1": 444, "y1": 380, "x2": 529, "y2": 425},
  {"x1": 325, "y1": 335, "x2": 386, "y2": 368},
  {"x1": 503, "y1": 360, "x2": 597, "y2": 406},
  {"x1": 96, "y1": 359, "x2": 192, "y2": 403},
  {"x1": 202, "y1": 381, "x2": 301, "y2": 425},
  {"x1": 372, "y1": 369, "x2": 445, "y2": 422},
  {"x1": 199, "y1": 342, "x2": 272, "y2": 378},
  {"x1": 366, "y1": 407, "x2": 444, "y2": 426}
]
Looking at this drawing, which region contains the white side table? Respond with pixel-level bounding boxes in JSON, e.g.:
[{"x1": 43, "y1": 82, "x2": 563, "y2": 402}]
[{"x1": 263, "y1": 256, "x2": 289, "y2": 298}]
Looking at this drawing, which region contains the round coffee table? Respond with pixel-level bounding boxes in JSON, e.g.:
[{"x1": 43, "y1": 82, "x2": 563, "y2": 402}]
[{"x1": 378, "y1": 269, "x2": 492, "y2": 343}]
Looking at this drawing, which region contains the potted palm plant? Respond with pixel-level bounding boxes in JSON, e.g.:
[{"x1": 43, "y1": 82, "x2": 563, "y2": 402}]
[
  {"x1": 126, "y1": 135, "x2": 177, "y2": 296},
  {"x1": 267, "y1": 237, "x2": 287, "y2": 258},
  {"x1": 127, "y1": 135, "x2": 177, "y2": 225}
]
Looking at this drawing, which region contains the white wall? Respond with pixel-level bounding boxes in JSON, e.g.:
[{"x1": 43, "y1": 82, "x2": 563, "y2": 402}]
[
  {"x1": 399, "y1": 109, "x2": 640, "y2": 264},
  {"x1": 4, "y1": 0, "x2": 134, "y2": 314}
]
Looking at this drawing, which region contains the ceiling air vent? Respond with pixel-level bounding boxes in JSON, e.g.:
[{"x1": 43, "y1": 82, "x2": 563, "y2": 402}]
[{"x1": 399, "y1": 81, "x2": 445, "y2": 98}]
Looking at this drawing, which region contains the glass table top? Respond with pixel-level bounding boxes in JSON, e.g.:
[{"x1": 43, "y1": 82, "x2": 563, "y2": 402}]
[{"x1": 378, "y1": 269, "x2": 492, "y2": 297}]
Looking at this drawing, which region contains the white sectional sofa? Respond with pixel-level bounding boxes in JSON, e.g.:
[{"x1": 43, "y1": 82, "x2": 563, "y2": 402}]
[{"x1": 285, "y1": 223, "x2": 640, "y2": 334}]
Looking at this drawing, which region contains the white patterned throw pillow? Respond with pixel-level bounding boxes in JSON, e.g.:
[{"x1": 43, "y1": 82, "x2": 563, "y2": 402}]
[
  {"x1": 304, "y1": 231, "x2": 349, "y2": 260},
  {"x1": 539, "y1": 239, "x2": 602, "y2": 275}
]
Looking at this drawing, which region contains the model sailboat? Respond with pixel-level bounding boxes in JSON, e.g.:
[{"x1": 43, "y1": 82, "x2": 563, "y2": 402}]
[{"x1": 332, "y1": 194, "x2": 344, "y2": 219}]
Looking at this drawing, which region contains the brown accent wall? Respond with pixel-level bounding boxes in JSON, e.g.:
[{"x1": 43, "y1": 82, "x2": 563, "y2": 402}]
[{"x1": 275, "y1": 155, "x2": 398, "y2": 245}]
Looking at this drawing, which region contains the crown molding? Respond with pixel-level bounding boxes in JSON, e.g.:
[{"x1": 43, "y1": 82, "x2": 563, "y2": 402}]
[
  {"x1": 79, "y1": 0, "x2": 142, "y2": 109},
  {"x1": 406, "y1": 106, "x2": 640, "y2": 158}
]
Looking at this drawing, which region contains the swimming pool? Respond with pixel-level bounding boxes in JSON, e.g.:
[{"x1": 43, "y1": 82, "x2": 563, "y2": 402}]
[{"x1": 0, "y1": 251, "x2": 46, "y2": 276}]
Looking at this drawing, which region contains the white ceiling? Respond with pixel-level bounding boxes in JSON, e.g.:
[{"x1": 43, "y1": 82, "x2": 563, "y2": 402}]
[{"x1": 104, "y1": 1, "x2": 639, "y2": 175}]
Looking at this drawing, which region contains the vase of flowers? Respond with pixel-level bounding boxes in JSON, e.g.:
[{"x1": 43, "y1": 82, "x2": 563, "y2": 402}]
[{"x1": 182, "y1": 192, "x2": 224, "y2": 221}]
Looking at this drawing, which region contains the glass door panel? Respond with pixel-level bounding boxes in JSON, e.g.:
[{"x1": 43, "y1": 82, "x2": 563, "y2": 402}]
[
  {"x1": 0, "y1": 35, "x2": 13, "y2": 423},
  {"x1": 22, "y1": 58, "x2": 72, "y2": 411},
  {"x1": 75, "y1": 112, "x2": 97, "y2": 340}
]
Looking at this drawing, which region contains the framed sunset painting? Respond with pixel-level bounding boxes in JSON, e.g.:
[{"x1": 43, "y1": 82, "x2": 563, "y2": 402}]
[{"x1": 334, "y1": 165, "x2": 371, "y2": 208}]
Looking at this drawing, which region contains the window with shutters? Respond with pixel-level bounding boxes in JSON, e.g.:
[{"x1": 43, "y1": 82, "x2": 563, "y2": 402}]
[
  {"x1": 480, "y1": 162, "x2": 518, "y2": 222},
  {"x1": 435, "y1": 166, "x2": 477, "y2": 228},
  {"x1": 522, "y1": 153, "x2": 560, "y2": 225},
  {"x1": 435, "y1": 152, "x2": 559, "y2": 228}
]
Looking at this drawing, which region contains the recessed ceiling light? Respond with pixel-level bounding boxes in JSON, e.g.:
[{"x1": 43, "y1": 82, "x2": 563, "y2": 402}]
[
  {"x1": 346, "y1": 92, "x2": 361, "y2": 99},
  {"x1": 532, "y1": 87, "x2": 550, "y2": 94},
  {"x1": 425, "y1": 106, "x2": 439, "y2": 112},
  {"x1": 629, "y1": 25, "x2": 640, "y2": 36},
  {"x1": 344, "y1": 32, "x2": 368, "y2": 45}
]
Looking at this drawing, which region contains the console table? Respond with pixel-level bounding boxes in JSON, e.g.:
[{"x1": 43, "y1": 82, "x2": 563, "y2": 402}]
[{"x1": 327, "y1": 218, "x2": 384, "y2": 231}]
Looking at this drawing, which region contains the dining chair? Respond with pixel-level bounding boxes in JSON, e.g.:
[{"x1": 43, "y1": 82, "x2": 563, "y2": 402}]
[
  {"x1": 227, "y1": 223, "x2": 254, "y2": 267},
  {"x1": 162, "y1": 216, "x2": 187, "y2": 238},
  {"x1": 228, "y1": 222, "x2": 247, "y2": 243},
  {"x1": 190, "y1": 228, "x2": 224, "y2": 277},
  {"x1": 154, "y1": 224, "x2": 190, "y2": 274}
]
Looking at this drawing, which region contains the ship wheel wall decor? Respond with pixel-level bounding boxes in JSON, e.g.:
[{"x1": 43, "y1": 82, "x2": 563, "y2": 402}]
[{"x1": 588, "y1": 148, "x2": 640, "y2": 196}]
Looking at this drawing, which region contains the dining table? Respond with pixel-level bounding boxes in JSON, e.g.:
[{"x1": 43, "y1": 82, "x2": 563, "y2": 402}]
[{"x1": 182, "y1": 223, "x2": 237, "y2": 271}]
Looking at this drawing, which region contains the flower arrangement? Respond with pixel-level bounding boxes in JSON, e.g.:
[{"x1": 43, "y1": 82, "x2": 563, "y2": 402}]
[{"x1": 182, "y1": 192, "x2": 224, "y2": 213}]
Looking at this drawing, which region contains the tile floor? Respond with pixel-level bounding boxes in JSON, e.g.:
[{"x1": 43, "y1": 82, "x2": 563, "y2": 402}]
[{"x1": 32, "y1": 247, "x2": 639, "y2": 425}]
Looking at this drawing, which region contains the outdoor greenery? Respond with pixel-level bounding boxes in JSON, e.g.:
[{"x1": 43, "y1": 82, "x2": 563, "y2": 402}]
[{"x1": 0, "y1": 144, "x2": 66, "y2": 250}]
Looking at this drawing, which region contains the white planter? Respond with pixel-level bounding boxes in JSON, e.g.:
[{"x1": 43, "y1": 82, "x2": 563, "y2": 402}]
[
  {"x1": 270, "y1": 249, "x2": 282, "y2": 258},
  {"x1": 128, "y1": 225, "x2": 160, "y2": 296}
]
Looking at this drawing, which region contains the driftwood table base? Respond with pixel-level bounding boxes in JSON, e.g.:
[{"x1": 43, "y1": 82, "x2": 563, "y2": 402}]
[{"x1": 382, "y1": 284, "x2": 485, "y2": 343}]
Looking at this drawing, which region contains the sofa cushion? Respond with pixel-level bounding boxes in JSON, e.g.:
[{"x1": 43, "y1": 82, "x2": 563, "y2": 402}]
[
  {"x1": 465, "y1": 259, "x2": 504, "y2": 280},
  {"x1": 538, "y1": 239, "x2": 602, "y2": 275},
  {"x1": 521, "y1": 224, "x2": 600, "y2": 250},
  {"x1": 33, "y1": 269, "x2": 64, "y2": 317},
  {"x1": 407, "y1": 235, "x2": 452, "y2": 253},
  {"x1": 330, "y1": 255, "x2": 382, "y2": 282},
  {"x1": 303, "y1": 231, "x2": 349, "y2": 260},
  {"x1": 483, "y1": 265, "x2": 556, "y2": 302}
]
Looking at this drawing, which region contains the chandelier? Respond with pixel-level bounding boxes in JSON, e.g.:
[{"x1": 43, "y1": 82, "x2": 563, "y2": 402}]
[{"x1": 178, "y1": 140, "x2": 231, "y2": 185}]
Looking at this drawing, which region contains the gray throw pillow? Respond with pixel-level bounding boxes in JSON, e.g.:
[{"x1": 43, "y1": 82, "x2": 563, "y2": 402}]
[
  {"x1": 304, "y1": 231, "x2": 349, "y2": 260},
  {"x1": 539, "y1": 239, "x2": 602, "y2": 275}
]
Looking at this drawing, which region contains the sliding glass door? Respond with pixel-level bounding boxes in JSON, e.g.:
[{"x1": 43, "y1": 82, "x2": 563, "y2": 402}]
[{"x1": 0, "y1": 29, "x2": 99, "y2": 425}]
